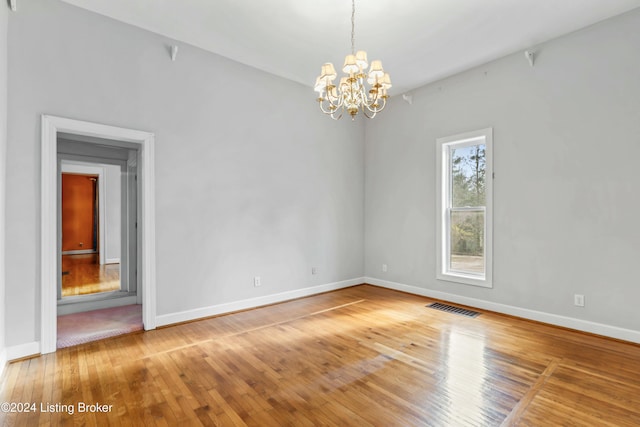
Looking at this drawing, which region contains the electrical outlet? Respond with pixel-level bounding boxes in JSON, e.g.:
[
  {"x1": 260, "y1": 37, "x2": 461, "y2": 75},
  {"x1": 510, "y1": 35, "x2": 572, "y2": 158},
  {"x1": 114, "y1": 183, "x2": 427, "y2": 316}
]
[
  {"x1": 382, "y1": 264, "x2": 388, "y2": 272},
  {"x1": 574, "y1": 294, "x2": 585, "y2": 307},
  {"x1": 254, "y1": 276, "x2": 261, "y2": 287},
  {"x1": 311, "y1": 267, "x2": 317, "y2": 275}
]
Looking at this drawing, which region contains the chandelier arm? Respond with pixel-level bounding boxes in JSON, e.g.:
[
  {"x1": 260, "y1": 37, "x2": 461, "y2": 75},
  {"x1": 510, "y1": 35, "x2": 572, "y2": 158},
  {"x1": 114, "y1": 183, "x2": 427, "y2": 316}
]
[
  {"x1": 362, "y1": 83, "x2": 383, "y2": 111},
  {"x1": 326, "y1": 90, "x2": 343, "y2": 106},
  {"x1": 363, "y1": 102, "x2": 380, "y2": 113},
  {"x1": 320, "y1": 87, "x2": 344, "y2": 109},
  {"x1": 361, "y1": 107, "x2": 375, "y2": 119},
  {"x1": 363, "y1": 96, "x2": 379, "y2": 111},
  {"x1": 364, "y1": 96, "x2": 388, "y2": 114},
  {"x1": 377, "y1": 98, "x2": 388, "y2": 111},
  {"x1": 357, "y1": 81, "x2": 377, "y2": 109},
  {"x1": 318, "y1": 99, "x2": 339, "y2": 115},
  {"x1": 362, "y1": 85, "x2": 380, "y2": 113}
]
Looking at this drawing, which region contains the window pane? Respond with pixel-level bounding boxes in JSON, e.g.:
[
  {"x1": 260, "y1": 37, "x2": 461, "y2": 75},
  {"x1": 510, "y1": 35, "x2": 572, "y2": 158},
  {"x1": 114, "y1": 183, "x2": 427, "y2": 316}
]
[
  {"x1": 451, "y1": 144, "x2": 486, "y2": 208},
  {"x1": 449, "y1": 210, "x2": 484, "y2": 274}
]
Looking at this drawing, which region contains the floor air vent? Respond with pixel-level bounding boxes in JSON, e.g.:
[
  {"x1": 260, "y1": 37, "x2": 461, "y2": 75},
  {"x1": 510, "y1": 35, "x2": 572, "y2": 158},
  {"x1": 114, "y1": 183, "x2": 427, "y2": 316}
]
[{"x1": 427, "y1": 302, "x2": 480, "y2": 318}]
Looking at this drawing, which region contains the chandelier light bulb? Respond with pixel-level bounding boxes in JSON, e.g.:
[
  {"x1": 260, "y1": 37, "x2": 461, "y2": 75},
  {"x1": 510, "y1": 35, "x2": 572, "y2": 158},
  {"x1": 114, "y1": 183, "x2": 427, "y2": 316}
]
[
  {"x1": 320, "y1": 63, "x2": 337, "y2": 81},
  {"x1": 380, "y1": 73, "x2": 392, "y2": 89},
  {"x1": 368, "y1": 60, "x2": 384, "y2": 79},
  {"x1": 355, "y1": 51, "x2": 369, "y2": 69},
  {"x1": 314, "y1": 76, "x2": 327, "y2": 94}
]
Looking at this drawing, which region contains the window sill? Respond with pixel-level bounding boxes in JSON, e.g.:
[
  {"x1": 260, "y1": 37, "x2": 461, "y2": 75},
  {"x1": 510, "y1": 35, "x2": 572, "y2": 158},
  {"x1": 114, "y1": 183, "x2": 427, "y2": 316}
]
[{"x1": 437, "y1": 272, "x2": 492, "y2": 288}]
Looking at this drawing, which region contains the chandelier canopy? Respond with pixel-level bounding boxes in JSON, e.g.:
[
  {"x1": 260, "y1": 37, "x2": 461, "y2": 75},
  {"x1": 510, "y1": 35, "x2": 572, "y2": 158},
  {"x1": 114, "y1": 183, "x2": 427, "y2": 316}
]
[{"x1": 314, "y1": 0, "x2": 391, "y2": 120}]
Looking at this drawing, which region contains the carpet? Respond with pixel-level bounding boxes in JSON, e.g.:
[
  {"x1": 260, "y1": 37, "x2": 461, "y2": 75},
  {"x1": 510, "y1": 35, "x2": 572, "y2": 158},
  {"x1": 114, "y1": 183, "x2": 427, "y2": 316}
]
[{"x1": 57, "y1": 304, "x2": 143, "y2": 348}]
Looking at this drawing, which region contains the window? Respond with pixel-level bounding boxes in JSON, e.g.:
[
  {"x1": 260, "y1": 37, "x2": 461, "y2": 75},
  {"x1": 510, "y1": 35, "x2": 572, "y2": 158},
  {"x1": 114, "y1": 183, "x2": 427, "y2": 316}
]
[{"x1": 436, "y1": 128, "x2": 493, "y2": 288}]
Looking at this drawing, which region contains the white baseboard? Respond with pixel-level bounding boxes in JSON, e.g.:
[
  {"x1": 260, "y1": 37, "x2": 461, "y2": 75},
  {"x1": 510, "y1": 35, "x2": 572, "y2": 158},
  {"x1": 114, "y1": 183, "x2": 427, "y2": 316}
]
[
  {"x1": 62, "y1": 249, "x2": 96, "y2": 255},
  {"x1": 156, "y1": 277, "x2": 364, "y2": 327},
  {"x1": 105, "y1": 258, "x2": 120, "y2": 265},
  {"x1": 365, "y1": 277, "x2": 640, "y2": 344},
  {"x1": 7, "y1": 341, "x2": 40, "y2": 361},
  {"x1": 7, "y1": 279, "x2": 361, "y2": 360}
]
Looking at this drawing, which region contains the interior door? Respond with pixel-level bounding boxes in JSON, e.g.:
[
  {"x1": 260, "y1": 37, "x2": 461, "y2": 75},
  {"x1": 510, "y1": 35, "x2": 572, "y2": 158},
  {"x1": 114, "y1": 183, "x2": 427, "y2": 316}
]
[{"x1": 61, "y1": 173, "x2": 98, "y2": 252}]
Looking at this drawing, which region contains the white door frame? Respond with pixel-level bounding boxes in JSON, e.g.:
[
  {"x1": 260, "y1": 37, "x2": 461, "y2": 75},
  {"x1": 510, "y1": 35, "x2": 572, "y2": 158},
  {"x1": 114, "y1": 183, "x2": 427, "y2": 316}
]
[{"x1": 41, "y1": 115, "x2": 157, "y2": 354}]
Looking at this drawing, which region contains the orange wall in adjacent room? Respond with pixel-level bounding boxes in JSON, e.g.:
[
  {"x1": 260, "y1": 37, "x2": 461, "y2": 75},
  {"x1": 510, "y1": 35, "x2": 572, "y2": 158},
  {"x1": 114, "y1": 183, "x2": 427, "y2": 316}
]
[{"x1": 62, "y1": 174, "x2": 97, "y2": 252}]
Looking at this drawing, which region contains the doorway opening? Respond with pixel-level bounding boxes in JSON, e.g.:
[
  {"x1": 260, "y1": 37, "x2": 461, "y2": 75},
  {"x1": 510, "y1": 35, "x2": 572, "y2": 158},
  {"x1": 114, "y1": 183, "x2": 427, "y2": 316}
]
[
  {"x1": 60, "y1": 169, "x2": 121, "y2": 298},
  {"x1": 41, "y1": 115, "x2": 156, "y2": 354},
  {"x1": 55, "y1": 140, "x2": 142, "y2": 348},
  {"x1": 56, "y1": 140, "x2": 138, "y2": 316}
]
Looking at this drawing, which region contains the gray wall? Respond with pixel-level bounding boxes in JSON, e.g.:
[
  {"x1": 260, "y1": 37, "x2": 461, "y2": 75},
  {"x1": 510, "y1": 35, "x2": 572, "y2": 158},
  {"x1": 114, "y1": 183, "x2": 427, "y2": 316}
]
[
  {"x1": 5, "y1": 0, "x2": 364, "y2": 348},
  {"x1": 1, "y1": 3, "x2": 9, "y2": 368},
  {"x1": 364, "y1": 8, "x2": 640, "y2": 332}
]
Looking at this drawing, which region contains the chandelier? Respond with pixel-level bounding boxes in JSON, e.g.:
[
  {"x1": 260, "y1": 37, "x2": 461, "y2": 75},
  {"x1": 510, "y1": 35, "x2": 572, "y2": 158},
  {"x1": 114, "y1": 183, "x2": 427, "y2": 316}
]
[{"x1": 314, "y1": 0, "x2": 392, "y2": 120}]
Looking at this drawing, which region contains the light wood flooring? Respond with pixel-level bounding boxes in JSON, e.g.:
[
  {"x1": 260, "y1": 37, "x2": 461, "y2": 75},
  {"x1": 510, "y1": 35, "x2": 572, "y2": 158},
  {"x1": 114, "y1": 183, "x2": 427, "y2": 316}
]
[
  {"x1": 61, "y1": 254, "x2": 120, "y2": 297},
  {"x1": 1, "y1": 285, "x2": 639, "y2": 426}
]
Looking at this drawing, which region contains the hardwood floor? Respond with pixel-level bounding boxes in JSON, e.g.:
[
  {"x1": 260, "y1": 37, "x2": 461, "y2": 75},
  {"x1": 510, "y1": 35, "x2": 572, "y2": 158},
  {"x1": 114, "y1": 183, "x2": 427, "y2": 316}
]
[
  {"x1": 61, "y1": 254, "x2": 120, "y2": 297},
  {"x1": 1, "y1": 285, "x2": 639, "y2": 426}
]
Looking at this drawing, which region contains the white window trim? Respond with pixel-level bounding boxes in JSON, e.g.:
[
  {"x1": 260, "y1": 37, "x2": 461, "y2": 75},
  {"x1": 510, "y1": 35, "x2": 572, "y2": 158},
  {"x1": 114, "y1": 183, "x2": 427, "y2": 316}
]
[{"x1": 436, "y1": 128, "x2": 493, "y2": 288}]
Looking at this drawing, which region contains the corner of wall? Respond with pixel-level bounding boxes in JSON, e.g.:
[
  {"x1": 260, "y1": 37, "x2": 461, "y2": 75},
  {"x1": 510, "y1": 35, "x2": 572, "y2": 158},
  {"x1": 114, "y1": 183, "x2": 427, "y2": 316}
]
[{"x1": 0, "y1": 0, "x2": 11, "y2": 377}]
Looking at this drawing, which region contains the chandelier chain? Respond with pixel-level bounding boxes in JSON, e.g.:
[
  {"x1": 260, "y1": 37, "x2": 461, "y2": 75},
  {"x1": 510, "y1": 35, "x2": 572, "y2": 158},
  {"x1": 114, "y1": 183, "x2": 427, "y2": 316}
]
[{"x1": 351, "y1": 0, "x2": 355, "y2": 55}]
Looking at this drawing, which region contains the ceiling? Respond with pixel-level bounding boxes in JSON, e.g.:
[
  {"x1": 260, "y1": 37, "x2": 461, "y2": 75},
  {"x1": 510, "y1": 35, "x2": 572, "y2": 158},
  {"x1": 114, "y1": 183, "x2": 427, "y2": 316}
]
[{"x1": 60, "y1": 0, "x2": 640, "y2": 95}]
